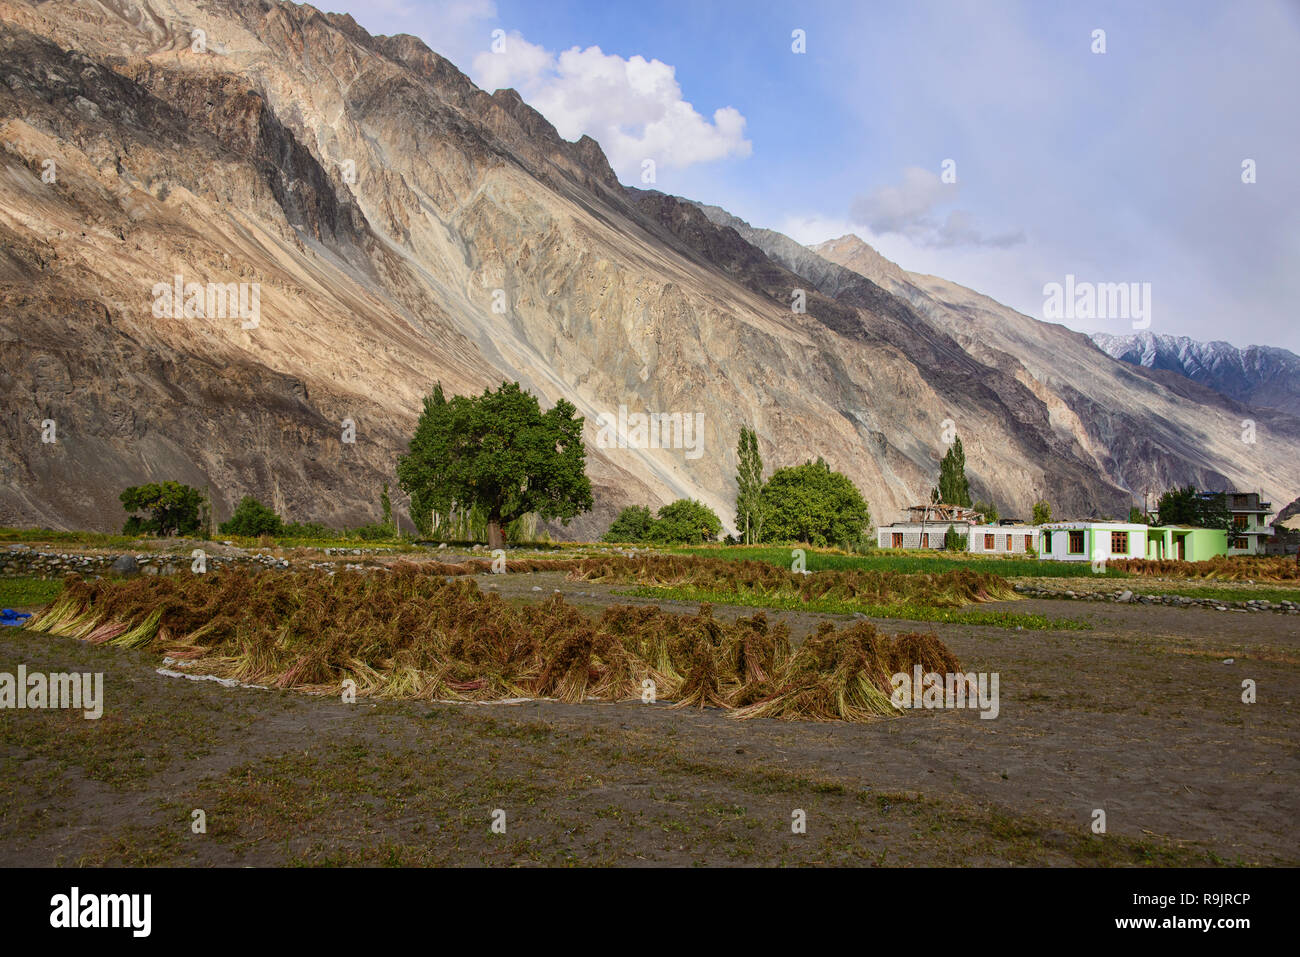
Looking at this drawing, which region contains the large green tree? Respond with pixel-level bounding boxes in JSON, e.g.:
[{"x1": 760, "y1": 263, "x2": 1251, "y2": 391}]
[
  {"x1": 933, "y1": 437, "x2": 972, "y2": 507},
  {"x1": 120, "y1": 481, "x2": 204, "y2": 537},
  {"x1": 759, "y1": 458, "x2": 870, "y2": 546},
  {"x1": 397, "y1": 381, "x2": 593, "y2": 548},
  {"x1": 1156, "y1": 486, "x2": 1231, "y2": 531},
  {"x1": 734, "y1": 426, "x2": 764, "y2": 544}
]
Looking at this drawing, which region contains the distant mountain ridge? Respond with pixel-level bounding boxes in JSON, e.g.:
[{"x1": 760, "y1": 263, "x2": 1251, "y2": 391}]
[{"x1": 1091, "y1": 332, "x2": 1300, "y2": 418}]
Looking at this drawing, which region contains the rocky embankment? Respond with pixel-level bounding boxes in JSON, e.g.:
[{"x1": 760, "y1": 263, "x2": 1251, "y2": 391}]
[{"x1": 1013, "y1": 582, "x2": 1300, "y2": 615}]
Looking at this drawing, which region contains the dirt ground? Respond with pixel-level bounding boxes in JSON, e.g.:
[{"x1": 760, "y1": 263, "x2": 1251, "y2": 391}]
[{"x1": 1, "y1": 571, "x2": 1296, "y2": 866}]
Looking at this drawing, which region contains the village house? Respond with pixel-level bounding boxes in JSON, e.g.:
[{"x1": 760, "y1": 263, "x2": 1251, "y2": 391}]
[
  {"x1": 1036, "y1": 522, "x2": 1148, "y2": 563},
  {"x1": 1222, "y1": 492, "x2": 1273, "y2": 555},
  {"x1": 876, "y1": 503, "x2": 983, "y2": 550}
]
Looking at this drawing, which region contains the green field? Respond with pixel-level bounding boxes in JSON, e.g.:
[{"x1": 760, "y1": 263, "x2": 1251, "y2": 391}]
[
  {"x1": 618, "y1": 584, "x2": 1089, "y2": 630},
  {"x1": 0, "y1": 577, "x2": 63, "y2": 608},
  {"x1": 669, "y1": 544, "x2": 1128, "y2": 579}
]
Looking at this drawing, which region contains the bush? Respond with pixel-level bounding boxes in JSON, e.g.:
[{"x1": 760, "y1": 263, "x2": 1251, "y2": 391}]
[
  {"x1": 649, "y1": 499, "x2": 723, "y2": 545},
  {"x1": 603, "y1": 505, "x2": 656, "y2": 543},
  {"x1": 218, "y1": 496, "x2": 284, "y2": 537}
]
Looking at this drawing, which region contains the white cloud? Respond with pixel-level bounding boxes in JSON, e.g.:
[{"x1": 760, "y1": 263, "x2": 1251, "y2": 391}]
[
  {"x1": 779, "y1": 214, "x2": 859, "y2": 246},
  {"x1": 849, "y1": 166, "x2": 1023, "y2": 249},
  {"x1": 472, "y1": 36, "x2": 751, "y2": 180}
]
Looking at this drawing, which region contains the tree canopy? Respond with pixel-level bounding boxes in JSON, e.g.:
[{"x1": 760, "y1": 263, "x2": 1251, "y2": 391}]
[
  {"x1": 1156, "y1": 486, "x2": 1231, "y2": 531},
  {"x1": 397, "y1": 381, "x2": 593, "y2": 547},
  {"x1": 120, "y1": 481, "x2": 204, "y2": 537},
  {"x1": 933, "y1": 437, "x2": 971, "y2": 507},
  {"x1": 759, "y1": 459, "x2": 870, "y2": 546},
  {"x1": 649, "y1": 499, "x2": 723, "y2": 544},
  {"x1": 219, "y1": 496, "x2": 284, "y2": 537},
  {"x1": 734, "y1": 426, "x2": 764, "y2": 544},
  {"x1": 602, "y1": 505, "x2": 656, "y2": 543}
]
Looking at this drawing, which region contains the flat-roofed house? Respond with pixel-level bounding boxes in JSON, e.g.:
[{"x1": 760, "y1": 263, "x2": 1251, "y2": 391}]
[
  {"x1": 1145, "y1": 526, "x2": 1228, "y2": 561},
  {"x1": 1223, "y1": 492, "x2": 1273, "y2": 555},
  {"x1": 967, "y1": 524, "x2": 1039, "y2": 555},
  {"x1": 876, "y1": 503, "x2": 983, "y2": 550},
  {"x1": 1037, "y1": 522, "x2": 1148, "y2": 563}
]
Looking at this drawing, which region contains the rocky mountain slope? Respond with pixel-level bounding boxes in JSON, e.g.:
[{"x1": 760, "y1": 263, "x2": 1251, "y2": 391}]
[
  {"x1": 811, "y1": 233, "x2": 1300, "y2": 514},
  {"x1": 1092, "y1": 332, "x2": 1300, "y2": 418},
  {"x1": 1, "y1": 0, "x2": 1295, "y2": 535}
]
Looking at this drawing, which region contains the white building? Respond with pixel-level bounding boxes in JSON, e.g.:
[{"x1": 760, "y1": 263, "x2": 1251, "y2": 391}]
[
  {"x1": 1037, "y1": 522, "x2": 1148, "y2": 563},
  {"x1": 1224, "y1": 492, "x2": 1273, "y2": 555}
]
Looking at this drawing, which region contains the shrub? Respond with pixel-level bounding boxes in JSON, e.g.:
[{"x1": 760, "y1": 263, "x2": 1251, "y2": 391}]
[
  {"x1": 649, "y1": 499, "x2": 723, "y2": 544},
  {"x1": 218, "y1": 496, "x2": 284, "y2": 537},
  {"x1": 603, "y1": 505, "x2": 657, "y2": 543}
]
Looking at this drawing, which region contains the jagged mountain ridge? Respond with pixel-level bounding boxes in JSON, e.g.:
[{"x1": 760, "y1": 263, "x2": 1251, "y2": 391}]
[
  {"x1": 1092, "y1": 332, "x2": 1300, "y2": 418},
  {"x1": 0, "y1": 0, "x2": 1295, "y2": 535}
]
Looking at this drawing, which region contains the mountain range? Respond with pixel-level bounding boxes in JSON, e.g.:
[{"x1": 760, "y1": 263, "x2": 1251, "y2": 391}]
[
  {"x1": 1091, "y1": 332, "x2": 1300, "y2": 419},
  {"x1": 1, "y1": 0, "x2": 1296, "y2": 536}
]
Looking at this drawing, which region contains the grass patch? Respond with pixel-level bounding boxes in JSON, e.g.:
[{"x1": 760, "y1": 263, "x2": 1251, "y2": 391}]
[
  {"x1": 0, "y1": 527, "x2": 142, "y2": 548},
  {"x1": 620, "y1": 585, "x2": 1089, "y2": 630},
  {"x1": 0, "y1": 577, "x2": 63, "y2": 607}
]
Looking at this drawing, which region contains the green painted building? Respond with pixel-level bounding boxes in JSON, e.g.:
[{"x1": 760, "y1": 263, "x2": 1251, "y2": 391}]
[{"x1": 1145, "y1": 526, "x2": 1228, "y2": 561}]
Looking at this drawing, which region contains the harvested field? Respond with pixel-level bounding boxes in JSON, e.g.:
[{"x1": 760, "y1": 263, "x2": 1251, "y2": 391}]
[
  {"x1": 1110, "y1": 555, "x2": 1300, "y2": 582},
  {"x1": 3, "y1": 579, "x2": 1295, "y2": 867},
  {"x1": 566, "y1": 554, "x2": 1018, "y2": 607},
  {"x1": 23, "y1": 567, "x2": 959, "y2": 721}
]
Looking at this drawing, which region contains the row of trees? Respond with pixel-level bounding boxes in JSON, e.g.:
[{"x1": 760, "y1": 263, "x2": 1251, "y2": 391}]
[
  {"x1": 732, "y1": 428, "x2": 871, "y2": 547},
  {"x1": 117, "y1": 385, "x2": 1236, "y2": 547}
]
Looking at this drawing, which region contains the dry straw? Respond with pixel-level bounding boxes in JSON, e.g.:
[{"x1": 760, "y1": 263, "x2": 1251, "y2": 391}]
[{"x1": 26, "y1": 565, "x2": 964, "y2": 722}]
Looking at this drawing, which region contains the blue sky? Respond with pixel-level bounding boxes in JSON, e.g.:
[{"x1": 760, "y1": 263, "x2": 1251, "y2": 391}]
[{"x1": 312, "y1": 0, "x2": 1300, "y2": 351}]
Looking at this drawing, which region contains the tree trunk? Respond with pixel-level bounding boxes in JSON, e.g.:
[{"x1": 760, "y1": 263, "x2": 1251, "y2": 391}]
[{"x1": 487, "y1": 518, "x2": 504, "y2": 549}]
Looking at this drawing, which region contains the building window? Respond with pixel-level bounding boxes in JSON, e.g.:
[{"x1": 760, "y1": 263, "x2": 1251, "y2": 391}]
[
  {"x1": 921, "y1": 533, "x2": 929, "y2": 548},
  {"x1": 892, "y1": 532, "x2": 903, "y2": 548},
  {"x1": 1068, "y1": 530, "x2": 1085, "y2": 554},
  {"x1": 984, "y1": 533, "x2": 995, "y2": 549},
  {"x1": 1025, "y1": 535, "x2": 1033, "y2": 552},
  {"x1": 1042, "y1": 531, "x2": 1052, "y2": 552},
  {"x1": 1111, "y1": 531, "x2": 1128, "y2": 553},
  {"x1": 1232, "y1": 536, "x2": 1248, "y2": 549},
  {"x1": 1234, "y1": 514, "x2": 1248, "y2": 529}
]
